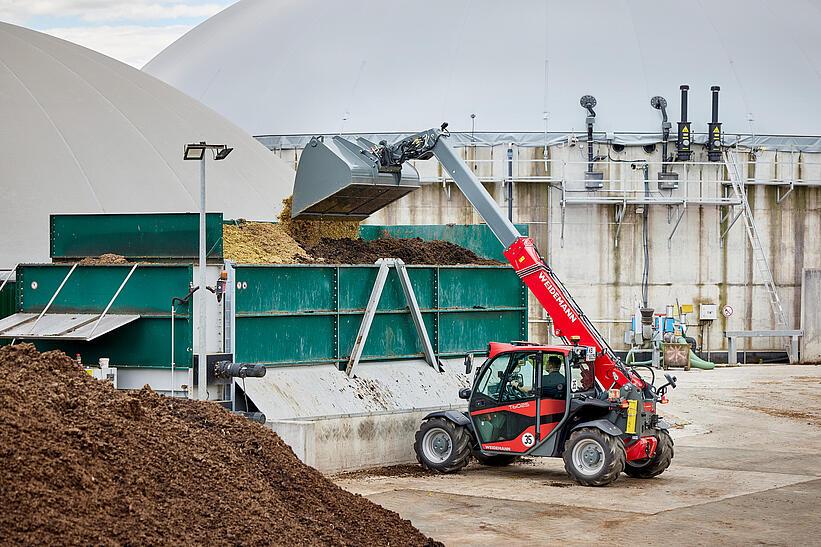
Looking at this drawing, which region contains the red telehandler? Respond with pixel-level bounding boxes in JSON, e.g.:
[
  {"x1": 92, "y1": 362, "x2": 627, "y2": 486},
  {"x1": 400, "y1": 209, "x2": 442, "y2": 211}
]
[{"x1": 291, "y1": 124, "x2": 676, "y2": 486}]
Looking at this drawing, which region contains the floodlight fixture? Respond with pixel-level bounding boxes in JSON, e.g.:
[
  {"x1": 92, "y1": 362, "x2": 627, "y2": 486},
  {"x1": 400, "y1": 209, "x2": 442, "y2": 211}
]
[
  {"x1": 214, "y1": 147, "x2": 234, "y2": 160},
  {"x1": 183, "y1": 142, "x2": 206, "y2": 161}
]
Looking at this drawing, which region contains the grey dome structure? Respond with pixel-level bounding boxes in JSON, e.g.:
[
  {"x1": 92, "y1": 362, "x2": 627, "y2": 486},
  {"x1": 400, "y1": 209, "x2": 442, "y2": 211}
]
[
  {"x1": 145, "y1": 0, "x2": 821, "y2": 148},
  {"x1": 0, "y1": 22, "x2": 294, "y2": 270}
]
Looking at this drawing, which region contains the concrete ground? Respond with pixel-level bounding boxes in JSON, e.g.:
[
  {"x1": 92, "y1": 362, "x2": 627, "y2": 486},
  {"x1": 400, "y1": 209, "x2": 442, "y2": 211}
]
[{"x1": 334, "y1": 364, "x2": 821, "y2": 546}]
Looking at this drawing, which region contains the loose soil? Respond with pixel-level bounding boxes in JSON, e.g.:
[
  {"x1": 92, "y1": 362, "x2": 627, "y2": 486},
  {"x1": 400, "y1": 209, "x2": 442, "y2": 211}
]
[
  {"x1": 78, "y1": 253, "x2": 129, "y2": 265},
  {"x1": 303, "y1": 237, "x2": 500, "y2": 265},
  {"x1": 223, "y1": 220, "x2": 309, "y2": 264},
  {"x1": 0, "y1": 344, "x2": 441, "y2": 546}
]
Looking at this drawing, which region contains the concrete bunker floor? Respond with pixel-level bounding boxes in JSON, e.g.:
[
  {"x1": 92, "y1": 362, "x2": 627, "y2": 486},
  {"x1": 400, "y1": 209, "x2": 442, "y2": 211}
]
[{"x1": 334, "y1": 364, "x2": 821, "y2": 546}]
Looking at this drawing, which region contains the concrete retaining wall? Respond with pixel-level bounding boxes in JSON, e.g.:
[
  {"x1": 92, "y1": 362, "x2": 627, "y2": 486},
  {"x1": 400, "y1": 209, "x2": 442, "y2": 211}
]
[{"x1": 270, "y1": 407, "x2": 461, "y2": 473}]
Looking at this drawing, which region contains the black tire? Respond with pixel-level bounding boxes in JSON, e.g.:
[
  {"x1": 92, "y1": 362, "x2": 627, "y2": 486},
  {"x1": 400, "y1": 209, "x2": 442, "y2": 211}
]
[
  {"x1": 472, "y1": 451, "x2": 519, "y2": 467},
  {"x1": 414, "y1": 418, "x2": 471, "y2": 474},
  {"x1": 562, "y1": 428, "x2": 626, "y2": 487},
  {"x1": 624, "y1": 429, "x2": 674, "y2": 479}
]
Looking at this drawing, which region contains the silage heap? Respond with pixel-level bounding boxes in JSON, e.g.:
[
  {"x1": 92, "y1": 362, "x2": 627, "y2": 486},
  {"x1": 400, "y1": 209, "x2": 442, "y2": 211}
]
[{"x1": 0, "y1": 344, "x2": 441, "y2": 546}]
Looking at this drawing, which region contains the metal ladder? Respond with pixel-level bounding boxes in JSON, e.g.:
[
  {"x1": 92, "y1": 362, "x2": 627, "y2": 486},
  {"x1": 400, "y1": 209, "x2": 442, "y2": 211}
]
[{"x1": 723, "y1": 150, "x2": 788, "y2": 327}]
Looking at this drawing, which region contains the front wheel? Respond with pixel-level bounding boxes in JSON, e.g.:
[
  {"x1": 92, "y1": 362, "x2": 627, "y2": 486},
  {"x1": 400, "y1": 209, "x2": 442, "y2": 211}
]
[
  {"x1": 414, "y1": 417, "x2": 471, "y2": 474},
  {"x1": 624, "y1": 430, "x2": 674, "y2": 478},
  {"x1": 563, "y1": 428, "x2": 626, "y2": 486}
]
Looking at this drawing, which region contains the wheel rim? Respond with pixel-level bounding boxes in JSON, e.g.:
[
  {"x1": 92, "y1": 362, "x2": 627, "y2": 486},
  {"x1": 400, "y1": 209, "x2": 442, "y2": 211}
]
[
  {"x1": 572, "y1": 439, "x2": 606, "y2": 476},
  {"x1": 422, "y1": 427, "x2": 453, "y2": 464}
]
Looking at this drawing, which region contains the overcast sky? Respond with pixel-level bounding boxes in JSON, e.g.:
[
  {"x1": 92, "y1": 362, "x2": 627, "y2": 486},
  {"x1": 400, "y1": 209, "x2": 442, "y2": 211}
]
[{"x1": 0, "y1": 0, "x2": 236, "y2": 67}]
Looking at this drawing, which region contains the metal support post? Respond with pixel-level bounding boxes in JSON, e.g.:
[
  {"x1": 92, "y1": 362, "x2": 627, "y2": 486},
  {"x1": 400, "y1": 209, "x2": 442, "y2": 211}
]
[
  {"x1": 507, "y1": 144, "x2": 514, "y2": 221},
  {"x1": 345, "y1": 261, "x2": 392, "y2": 376},
  {"x1": 790, "y1": 335, "x2": 799, "y2": 364},
  {"x1": 197, "y1": 157, "x2": 208, "y2": 400},
  {"x1": 395, "y1": 260, "x2": 443, "y2": 373},
  {"x1": 728, "y1": 336, "x2": 737, "y2": 365}
]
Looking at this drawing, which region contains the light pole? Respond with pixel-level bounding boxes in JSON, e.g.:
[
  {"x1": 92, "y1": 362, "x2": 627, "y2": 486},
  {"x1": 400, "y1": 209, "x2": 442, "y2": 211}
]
[{"x1": 183, "y1": 141, "x2": 233, "y2": 400}]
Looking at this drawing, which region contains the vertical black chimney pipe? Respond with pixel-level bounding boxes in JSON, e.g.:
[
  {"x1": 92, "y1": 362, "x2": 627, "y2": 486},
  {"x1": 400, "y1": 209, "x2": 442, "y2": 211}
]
[
  {"x1": 676, "y1": 85, "x2": 692, "y2": 161},
  {"x1": 707, "y1": 85, "x2": 722, "y2": 162}
]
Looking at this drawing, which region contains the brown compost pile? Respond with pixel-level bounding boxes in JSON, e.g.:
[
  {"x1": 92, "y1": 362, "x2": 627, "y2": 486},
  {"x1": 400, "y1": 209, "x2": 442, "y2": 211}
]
[
  {"x1": 0, "y1": 344, "x2": 441, "y2": 546},
  {"x1": 222, "y1": 197, "x2": 499, "y2": 265}
]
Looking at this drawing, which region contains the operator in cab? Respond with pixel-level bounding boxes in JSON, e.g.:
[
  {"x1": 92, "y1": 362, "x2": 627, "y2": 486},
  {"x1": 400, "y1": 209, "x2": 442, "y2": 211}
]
[{"x1": 541, "y1": 354, "x2": 566, "y2": 398}]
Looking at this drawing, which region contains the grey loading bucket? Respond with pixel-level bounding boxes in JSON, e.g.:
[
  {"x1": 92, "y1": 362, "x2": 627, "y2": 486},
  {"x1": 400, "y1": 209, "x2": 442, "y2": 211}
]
[{"x1": 291, "y1": 136, "x2": 421, "y2": 220}]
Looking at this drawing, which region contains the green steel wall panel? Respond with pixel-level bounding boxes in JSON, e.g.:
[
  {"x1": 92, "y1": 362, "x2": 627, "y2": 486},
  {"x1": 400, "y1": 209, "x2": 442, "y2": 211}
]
[
  {"x1": 236, "y1": 265, "x2": 335, "y2": 314},
  {"x1": 234, "y1": 264, "x2": 527, "y2": 366},
  {"x1": 18, "y1": 265, "x2": 192, "y2": 315},
  {"x1": 338, "y1": 313, "x2": 436, "y2": 360},
  {"x1": 50, "y1": 213, "x2": 223, "y2": 260},
  {"x1": 235, "y1": 315, "x2": 336, "y2": 365},
  {"x1": 438, "y1": 267, "x2": 525, "y2": 309},
  {"x1": 12, "y1": 264, "x2": 193, "y2": 368},
  {"x1": 359, "y1": 224, "x2": 529, "y2": 262},
  {"x1": 438, "y1": 311, "x2": 527, "y2": 354},
  {"x1": 338, "y1": 267, "x2": 434, "y2": 311}
]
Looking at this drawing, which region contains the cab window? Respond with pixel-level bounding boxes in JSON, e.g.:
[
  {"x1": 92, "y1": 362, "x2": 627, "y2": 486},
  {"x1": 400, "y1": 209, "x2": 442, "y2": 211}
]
[
  {"x1": 500, "y1": 352, "x2": 537, "y2": 402},
  {"x1": 540, "y1": 353, "x2": 567, "y2": 399},
  {"x1": 475, "y1": 354, "x2": 511, "y2": 401}
]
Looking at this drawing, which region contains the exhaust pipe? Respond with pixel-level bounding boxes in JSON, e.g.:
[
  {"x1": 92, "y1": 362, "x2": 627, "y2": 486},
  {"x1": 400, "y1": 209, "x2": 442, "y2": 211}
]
[
  {"x1": 651, "y1": 95, "x2": 678, "y2": 189},
  {"x1": 676, "y1": 85, "x2": 692, "y2": 161},
  {"x1": 707, "y1": 86, "x2": 722, "y2": 162}
]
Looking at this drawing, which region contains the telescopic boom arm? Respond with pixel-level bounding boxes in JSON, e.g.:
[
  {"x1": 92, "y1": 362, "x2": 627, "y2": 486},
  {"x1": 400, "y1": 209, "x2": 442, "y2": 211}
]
[{"x1": 371, "y1": 125, "x2": 636, "y2": 390}]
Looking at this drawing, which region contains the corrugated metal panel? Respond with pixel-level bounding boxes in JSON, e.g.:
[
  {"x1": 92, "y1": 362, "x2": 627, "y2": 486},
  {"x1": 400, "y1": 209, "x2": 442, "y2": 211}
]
[
  {"x1": 234, "y1": 264, "x2": 526, "y2": 366},
  {"x1": 15, "y1": 264, "x2": 192, "y2": 368},
  {"x1": 359, "y1": 224, "x2": 528, "y2": 262},
  {"x1": 0, "y1": 312, "x2": 140, "y2": 341},
  {"x1": 50, "y1": 213, "x2": 224, "y2": 260}
]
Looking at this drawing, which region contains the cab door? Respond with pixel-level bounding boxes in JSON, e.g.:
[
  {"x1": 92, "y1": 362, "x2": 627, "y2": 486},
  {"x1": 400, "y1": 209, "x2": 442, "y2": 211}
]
[
  {"x1": 469, "y1": 351, "x2": 540, "y2": 454},
  {"x1": 537, "y1": 352, "x2": 572, "y2": 442}
]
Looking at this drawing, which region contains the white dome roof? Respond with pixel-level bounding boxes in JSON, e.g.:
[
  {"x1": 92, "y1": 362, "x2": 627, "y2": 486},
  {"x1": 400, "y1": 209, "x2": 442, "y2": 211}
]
[
  {"x1": 1, "y1": 22, "x2": 293, "y2": 270},
  {"x1": 145, "y1": 0, "x2": 821, "y2": 147}
]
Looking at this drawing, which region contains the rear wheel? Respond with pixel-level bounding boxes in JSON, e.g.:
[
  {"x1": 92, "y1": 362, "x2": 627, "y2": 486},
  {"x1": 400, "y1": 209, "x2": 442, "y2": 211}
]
[
  {"x1": 472, "y1": 451, "x2": 519, "y2": 467},
  {"x1": 624, "y1": 429, "x2": 674, "y2": 478},
  {"x1": 414, "y1": 418, "x2": 471, "y2": 473},
  {"x1": 563, "y1": 428, "x2": 625, "y2": 486}
]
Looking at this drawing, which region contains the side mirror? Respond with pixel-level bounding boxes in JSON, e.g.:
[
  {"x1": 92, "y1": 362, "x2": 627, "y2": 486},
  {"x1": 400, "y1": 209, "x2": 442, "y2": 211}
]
[
  {"x1": 458, "y1": 388, "x2": 471, "y2": 400},
  {"x1": 464, "y1": 353, "x2": 474, "y2": 375},
  {"x1": 664, "y1": 373, "x2": 677, "y2": 389}
]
